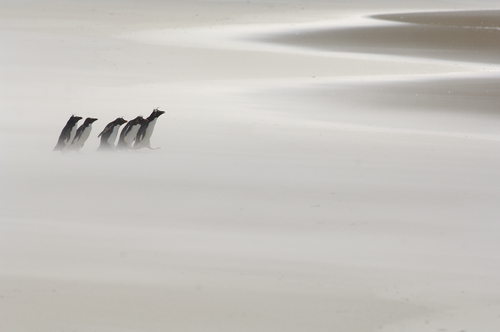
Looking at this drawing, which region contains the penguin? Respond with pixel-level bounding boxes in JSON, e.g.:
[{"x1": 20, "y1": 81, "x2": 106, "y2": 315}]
[
  {"x1": 54, "y1": 115, "x2": 82, "y2": 151},
  {"x1": 69, "y1": 117, "x2": 98, "y2": 151},
  {"x1": 134, "y1": 108, "x2": 165, "y2": 150},
  {"x1": 97, "y1": 117, "x2": 128, "y2": 150},
  {"x1": 116, "y1": 116, "x2": 146, "y2": 150}
]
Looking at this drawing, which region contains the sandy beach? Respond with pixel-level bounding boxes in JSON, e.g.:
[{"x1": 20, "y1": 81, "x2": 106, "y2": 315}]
[
  {"x1": 1, "y1": 0, "x2": 500, "y2": 331},
  {"x1": 263, "y1": 10, "x2": 500, "y2": 65}
]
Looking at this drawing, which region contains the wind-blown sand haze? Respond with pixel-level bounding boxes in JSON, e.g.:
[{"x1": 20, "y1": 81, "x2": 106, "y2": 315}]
[{"x1": 1, "y1": 0, "x2": 500, "y2": 331}]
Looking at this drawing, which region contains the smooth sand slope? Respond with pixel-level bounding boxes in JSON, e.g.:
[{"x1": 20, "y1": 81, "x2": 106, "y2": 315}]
[
  {"x1": 263, "y1": 10, "x2": 500, "y2": 64},
  {"x1": 1, "y1": 1, "x2": 500, "y2": 331}
]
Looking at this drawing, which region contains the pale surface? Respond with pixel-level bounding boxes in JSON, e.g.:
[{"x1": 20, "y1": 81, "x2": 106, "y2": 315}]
[{"x1": 1, "y1": 0, "x2": 500, "y2": 331}]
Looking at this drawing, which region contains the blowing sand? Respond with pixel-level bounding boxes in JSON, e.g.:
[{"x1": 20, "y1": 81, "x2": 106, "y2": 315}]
[
  {"x1": 263, "y1": 9, "x2": 500, "y2": 65},
  {"x1": 1, "y1": 1, "x2": 500, "y2": 331}
]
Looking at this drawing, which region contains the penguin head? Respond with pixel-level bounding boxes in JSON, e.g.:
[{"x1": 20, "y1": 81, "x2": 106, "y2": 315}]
[
  {"x1": 116, "y1": 117, "x2": 128, "y2": 125},
  {"x1": 84, "y1": 117, "x2": 98, "y2": 124},
  {"x1": 153, "y1": 108, "x2": 165, "y2": 119},
  {"x1": 70, "y1": 115, "x2": 83, "y2": 123}
]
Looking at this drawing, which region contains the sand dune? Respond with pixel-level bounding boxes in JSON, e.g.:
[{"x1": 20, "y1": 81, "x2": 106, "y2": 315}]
[
  {"x1": 1, "y1": 1, "x2": 500, "y2": 332},
  {"x1": 263, "y1": 10, "x2": 500, "y2": 64}
]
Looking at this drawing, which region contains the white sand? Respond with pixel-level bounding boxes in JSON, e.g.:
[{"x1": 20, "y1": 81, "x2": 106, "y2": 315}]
[{"x1": 1, "y1": 0, "x2": 500, "y2": 331}]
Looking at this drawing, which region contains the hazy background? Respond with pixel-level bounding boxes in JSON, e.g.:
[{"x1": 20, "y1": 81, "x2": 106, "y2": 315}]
[{"x1": 1, "y1": 0, "x2": 500, "y2": 331}]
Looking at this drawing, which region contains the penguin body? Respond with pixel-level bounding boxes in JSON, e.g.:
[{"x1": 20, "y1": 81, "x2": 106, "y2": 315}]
[
  {"x1": 134, "y1": 109, "x2": 165, "y2": 149},
  {"x1": 70, "y1": 117, "x2": 98, "y2": 151},
  {"x1": 54, "y1": 115, "x2": 82, "y2": 151},
  {"x1": 117, "y1": 116, "x2": 146, "y2": 149},
  {"x1": 98, "y1": 117, "x2": 128, "y2": 150}
]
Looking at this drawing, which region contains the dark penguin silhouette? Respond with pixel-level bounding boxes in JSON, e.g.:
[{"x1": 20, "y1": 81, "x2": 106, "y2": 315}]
[
  {"x1": 70, "y1": 117, "x2": 98, "y2": 151},
  {"x1": 117, "y1": 116, "x2": 146, "y2": 150},
  {"x1": 54, "y1": 115, "x2": 82, "y2": 151},
  {"x1": 97, "y1": 117, "x2": 128, "y2": 150},
  {"x1": 134, "y1": 108, "x2": 165, "y2": 149}
]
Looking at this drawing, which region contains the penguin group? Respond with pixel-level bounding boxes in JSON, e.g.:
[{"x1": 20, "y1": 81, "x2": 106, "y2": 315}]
[{"x1": 54, "y1": 108, "x2": 165, "y2": 152}]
